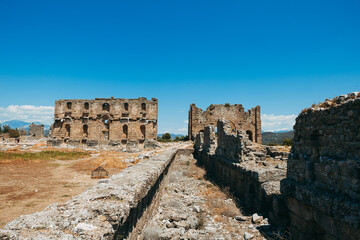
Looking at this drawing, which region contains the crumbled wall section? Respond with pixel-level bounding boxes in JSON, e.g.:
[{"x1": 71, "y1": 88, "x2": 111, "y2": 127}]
[
  {"x1": 50, "y1": 97, "x2": 158, "y2": 145},
  {"x1": 28, "y1": 123, "x2": 44, "y2": 139},
  {"x1": 281, "y1": 92, "x2": 360, "y2": 240},
  {"x1": 194, "y1": 120, "x2": 288, "y2": 228},
  {"x1": 188, "y1": 103, "x2": 261, "y2": 144},
  {"x1": 0, "y1": 148, "x2": 178, "y2": 239}
]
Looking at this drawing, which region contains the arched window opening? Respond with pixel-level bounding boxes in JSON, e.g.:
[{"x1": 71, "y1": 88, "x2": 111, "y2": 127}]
[
  {"x1": 102, "y1": 116, "x2": 110, "y2": 130},
  {"x1": 140, "y1": 125, "x2": 146, "y2": 138},
  {"x1": 124, "y1": 103, "x2": 129, "y2": 111},
  {"x1": 246, "y1": 130, "x2": 253, "y2": 142},
  {"x1": 123, "y1": 125, "x2": 128, "y2": 139},
  {"x1": 84, "y1": 102, "x2": 89, "y2": 110},
  {"x1": 67, "y1": 102, "x2": 72, "y2": 110},
  {"x1": 311, "y1": 130, "x2": 320, "y2": 157},
  {"x1": 83, "y1": 124, "x2": 88, "y2": 138},
  {"x1": 102, "y1": 103, "x2": 110, "y2": 111},
  {"x1": 141, "y1": 103, "x2": 146, "y2": 111},
  {"x1": 65, "y1": 124, "x2": 71, "y2": 138}
]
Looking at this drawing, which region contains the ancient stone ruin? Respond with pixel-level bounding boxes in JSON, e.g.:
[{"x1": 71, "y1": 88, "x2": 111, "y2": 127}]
[
  {"x1": 194, "y1": 119, "x2": 289, "y2": 229},
  {"x1": 281, "y1": 92, "x2": 360, "y2": 239},
  {"x1": 188, "y1": 103, "x2": 261, "y2": 143},
  {"x1": 1, "y1": 93, "x2": 359, "y2": 240},
  {"x1": 28, "y1": 123, "x2": 44, "y2": 140},
  {"x1": 48, "y1": 97, "x2": 158, "y2": 147},
  {"x1": 194, "y1": 93, "x2": 360, "y2": 239}
]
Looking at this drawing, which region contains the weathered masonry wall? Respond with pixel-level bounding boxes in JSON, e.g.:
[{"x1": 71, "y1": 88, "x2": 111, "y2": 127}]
[
  {"x1": 281, "y1": 92, "x2": 360, "y2": 240},
  {"x1": 188, "y1": 103, "x2": 261, "y2": 144},
  {"x1": 50, "y1": 97, "x2": 158, "y2": 146},
  {"x1": 194, "y1": 120, "x2": 289, "y2": 228},
  {"x1": 0, "y1": 148, "x2": 186, "y2": 239},
  {"x1": 28, "y1": 123, "x2": 44, "y2": 139}
]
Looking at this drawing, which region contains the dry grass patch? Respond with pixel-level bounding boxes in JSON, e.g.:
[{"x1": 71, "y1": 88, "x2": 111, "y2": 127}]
[
  {"x1": 0, "y1": 150, "x2": 91, "y2": 165},
  {"x1": 71, "y1": 150, "x2": 143, "y2": 174}
]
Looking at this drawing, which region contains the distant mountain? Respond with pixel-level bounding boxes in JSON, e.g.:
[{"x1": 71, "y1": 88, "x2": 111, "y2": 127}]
[
  {"x1": 0, "y1": 120, "x2": 50, "y2": 130},
  {"x1": 1, "y1": 120, "x2": 30, "y2": 129},
  {"x1": 157, "y1": 133, "x2": 185, "y2": 139},
  {"x1": 273, "y1": 130, "x2": 292, "y2": 133},
  {"x1": 262, "y1": 130, "x2": 294, "y2": 145}
]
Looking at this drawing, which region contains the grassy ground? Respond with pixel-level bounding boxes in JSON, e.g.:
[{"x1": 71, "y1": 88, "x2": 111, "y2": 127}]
[{"x1": 0, "y1": 150, "x2": 90, "y2": 164}]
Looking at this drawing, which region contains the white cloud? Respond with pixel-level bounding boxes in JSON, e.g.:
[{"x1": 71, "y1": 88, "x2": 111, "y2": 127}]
[
  {"x1": 0, "y1": 105, "x2": 54, "y2": 125},
  {"x1": 176, "y1": 127, "x2": 187, "y2": 133},
  {"x1": 184, "y1": 120, "x2": 188, "y2": 124},
  {"x1": 261, "y1": 114, "x2": 296, "y2": 132}
]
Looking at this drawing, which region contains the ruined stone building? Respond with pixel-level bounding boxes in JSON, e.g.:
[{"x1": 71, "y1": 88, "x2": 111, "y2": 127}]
[
  {"x1": 194, "y1": 92, "x2": 360, "y2": 239},
  {"x1": 49, "y1": 97, "x2": 158, "y2": 145},
  {"x1": 188, "y1": 103, "x2": 261, "y2": 143},
  {"x1": 28, "y1": 123, "x2": 44, "y2": 139},
  {"x1": 281, "y1": 92, "x2": 360, "y2": 239}
]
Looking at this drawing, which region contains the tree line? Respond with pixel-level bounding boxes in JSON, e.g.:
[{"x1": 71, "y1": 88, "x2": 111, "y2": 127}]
[
  {"x1": 157, "y1": 133, "x2": 189, "y2": 142},
  {"x1": 0, "y1": 124, "x2": 22, "y2": 138}
]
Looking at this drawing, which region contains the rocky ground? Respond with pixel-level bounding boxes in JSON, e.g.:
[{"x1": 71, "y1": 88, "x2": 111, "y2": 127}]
[
  {"x1": 143, "y1": 152, "x2": 280, "y2": 240},
  {"x1": 0, "y1": 140, "x2": 181, "y2": 228}
]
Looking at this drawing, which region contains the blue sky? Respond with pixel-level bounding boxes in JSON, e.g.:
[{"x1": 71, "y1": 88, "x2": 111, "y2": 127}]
[{"x1": 0, "y1": 0, "x2": 359, "y2": 133}]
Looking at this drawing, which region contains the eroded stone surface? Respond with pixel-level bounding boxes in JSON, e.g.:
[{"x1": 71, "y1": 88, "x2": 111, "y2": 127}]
[
  {"x1": 281, "y1": 92, "x2": 360, "y2": 239},
  {"x1": 143, "y1": 150, "x2": 270, "y2": 240},
  {"x1": 188, "y1": 103, "x2": 261, "y2": 144},
  {"x1": 49, "y1": 97, "x2": 158, "y2": 147},
  {"x1": 0, "y1": 148, "x2": 179, "y2": 239}
]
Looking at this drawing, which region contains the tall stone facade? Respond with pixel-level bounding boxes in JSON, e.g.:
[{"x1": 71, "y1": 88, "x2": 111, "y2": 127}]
[
  {"x1": 28, "y1": 123, "x2": 44, "y2": 139},
  {"x1": 188, "y1": 103, "x2": 261, "y2": 143},
  {"x1": 281, "y1": 92, "x2": 360, "y2": 239},
  {"x1": 50, "y1": 97, "x2": 158, "y2": 145}
]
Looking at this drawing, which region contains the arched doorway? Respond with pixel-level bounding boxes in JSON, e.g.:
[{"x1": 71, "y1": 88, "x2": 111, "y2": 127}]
[
  {"x1": 123, "y1": 125, "x2": 128, "y2": 139},
  {"x1": 83, "y1": 124, "x2": 88, "y2": 138},
  {"x1": 140, "y1": 125, "x2": 146, "y2": 138},
  {"x1": 65, "y1": 124, "x2": 71, "y2": 138},
  {"x1": 246, "y1": 130, "x2": 253, "y2": 142}
]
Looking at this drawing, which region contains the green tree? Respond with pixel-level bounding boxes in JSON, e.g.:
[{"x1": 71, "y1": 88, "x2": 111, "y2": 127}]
[
  {"x1": 162, "y1": 133, "x2": 171, "y2": 140},
  {"x1": 9, "y1": 129, "x2": 20, "y2": 138},
  {"x1": 282, "y1": 138, "x2": 293, "y2": 146},
  {"x1": 2, "y1": 125, "x2": 10, "y2": 133}
]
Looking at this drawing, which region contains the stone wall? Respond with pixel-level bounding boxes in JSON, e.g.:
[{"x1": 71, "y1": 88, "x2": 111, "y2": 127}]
[
  {"x1": 0, "y1": 148, "x2": 180, "y2": 239},
  {"x1": 194, "y1": 120, "x2": 289, "y2": 229},
  {"x1": 28, "y1": 123, "x2": 44, "y2": 139},
  {"x1": 281, "y1": 92, "x2": 360, "y2": 240},
  {"x1": 188, "y1": 103, "x2": 261, "y2": 144},
  {"x1": 50, "y1": 97, "x2": 158, "y2": 146}
]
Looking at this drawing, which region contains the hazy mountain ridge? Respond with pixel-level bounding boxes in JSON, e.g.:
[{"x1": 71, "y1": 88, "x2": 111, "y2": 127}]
[
  {"x1": 262, "y1": 130, "x2": 294, "y2": 145},
  {"x1": 0, "y1": 120, "x2": 51, "y2": 130}
]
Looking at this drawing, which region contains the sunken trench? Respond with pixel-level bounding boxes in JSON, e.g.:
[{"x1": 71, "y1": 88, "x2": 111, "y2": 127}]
[
  {"x1": 0, "y1": 146, "x2": 278, "y2": 240},
  {"x1": 140, "y1": 149, "x2": 278, "y2": 240}
]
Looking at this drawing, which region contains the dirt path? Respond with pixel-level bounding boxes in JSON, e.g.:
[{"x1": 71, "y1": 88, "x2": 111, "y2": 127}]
[
  {"x1": 143, "y1": 152, "x2": 272, "y2": 240},
  {"x1": 0, "y1": 157, "x2": 98, "y2": 227},
  {"x1": 0, "y1": 143, "x2": 182, "y2": 228}
]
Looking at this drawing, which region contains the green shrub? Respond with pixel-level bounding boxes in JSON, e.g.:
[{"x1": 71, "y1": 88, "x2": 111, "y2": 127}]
[
  {"x1": 162, "y1": 133, "x2": 171, "y2": 140},
  {"x1": 282, "y1": 138, "x2": 293, "y2": 146},
  {"x1": 9, "y1": 129, "x2": 20, "y2": 138}
]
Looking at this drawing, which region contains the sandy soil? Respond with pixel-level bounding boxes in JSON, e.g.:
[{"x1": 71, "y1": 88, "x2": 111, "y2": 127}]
[{"x1": 0, "y1": 142, "x2": 178, "y2": 228}]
